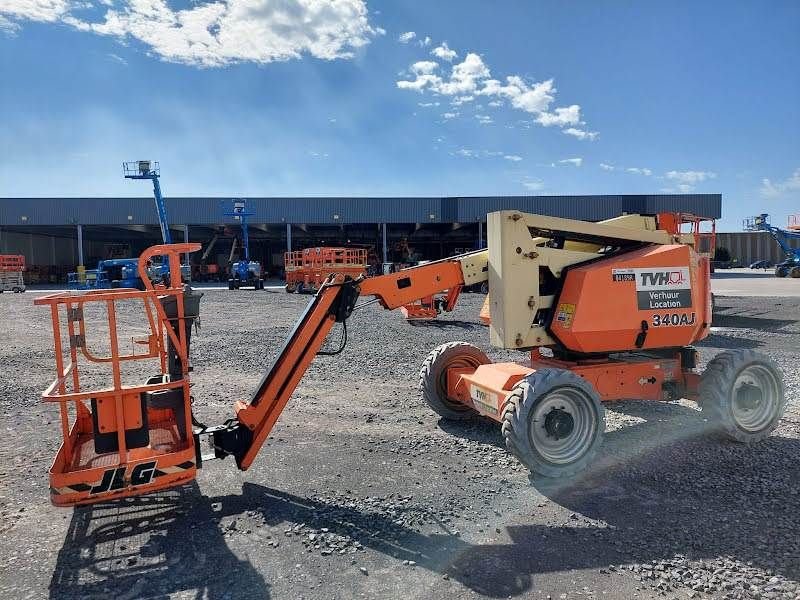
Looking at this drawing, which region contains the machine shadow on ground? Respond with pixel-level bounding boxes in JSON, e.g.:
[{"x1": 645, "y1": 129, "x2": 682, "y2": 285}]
[
  {"x1": 711, "y1": 299, "x2": 799, "y2": 333},
  {"x1": 49, "y1": 484, "x2": 271, "y2": 599},
  {"x1": 50, "y1": 402, "x2": 799, "y2": 599},
  {"x1": 407, "y1": 319, "x2": 480, "y2": 330}
]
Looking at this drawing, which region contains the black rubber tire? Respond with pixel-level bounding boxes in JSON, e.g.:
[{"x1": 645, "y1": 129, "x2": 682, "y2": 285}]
[
  {"x1": 480, "y1": 281, "x2": 489, "y2": 295},
  {"x1": 775, "y1": 266, "x2": 788, "y2": 278},
  {"x1": 297, "y1": 282, "x2": 305, "y2": 294},
  {"x1": 501, "y1": 369, "x2": 605, "y2": 479},
  {"x1": 228, "y1": 280, "x2": 234, "y2": 290},
  {"x1": 285, "y1": 284, "x2": 295, "y2": 293},
  {"x1": 419, "y1": 342, "x2": 490, "y2": 420},
  {"x1": 699, "y1": 350, "x2": 786, "y2": 443},
  {"x1": 790, "y1": 267, "x2": 800, "y2": 279}
]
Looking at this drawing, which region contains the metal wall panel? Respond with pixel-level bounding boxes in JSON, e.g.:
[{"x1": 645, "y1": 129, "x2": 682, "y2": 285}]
[
  {"x1": 716, "y1": 231, "x2": 800, "y2": 265},
  {"x1": 0, "y1": 194, "x2": 721, "y2": 226}
]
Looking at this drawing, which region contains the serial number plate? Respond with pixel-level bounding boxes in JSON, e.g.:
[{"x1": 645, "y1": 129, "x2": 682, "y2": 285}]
[{"x1": 652, "y1": 312, "x2": 696, "y2": 327}]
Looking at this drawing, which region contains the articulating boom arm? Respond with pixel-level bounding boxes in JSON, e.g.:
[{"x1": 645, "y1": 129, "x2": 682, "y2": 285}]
[{"x1": 208, "y1": 252, "x2": 486, "y2": 469}]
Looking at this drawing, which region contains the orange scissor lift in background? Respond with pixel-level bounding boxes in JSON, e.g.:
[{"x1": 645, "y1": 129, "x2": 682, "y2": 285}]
[{"x1": 284, "y1": 247, "x2": 368, "y2": 294}]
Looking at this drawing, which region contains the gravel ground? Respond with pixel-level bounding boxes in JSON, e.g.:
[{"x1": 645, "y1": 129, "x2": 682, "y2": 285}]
[{"x1": 0, "y1": 290, "x2": 797, "y2": 600}]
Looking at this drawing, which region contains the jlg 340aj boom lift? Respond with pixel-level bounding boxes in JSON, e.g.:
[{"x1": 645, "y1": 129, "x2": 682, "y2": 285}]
[{"x1": 38, "y1": 211, "x2": 786, "y2": 506}]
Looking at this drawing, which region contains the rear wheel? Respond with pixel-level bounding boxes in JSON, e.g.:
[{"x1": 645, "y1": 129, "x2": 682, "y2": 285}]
[
  {"x1": 228, "y1": 280, "x2": 235, "y2": 290},
  {"x1": 502, "y1": 369, "x2": 605, "y2": 479},
  {"x1": 700, "y1": 350, "x2": 786, "y2": 443},
  {"x1": 775, "y1": 265, "x2": 789, "y2": 278},
  {"x1": 790, "y1": 267, "x2": 800, "y2": 278},
  {"x1": 285, "y1": 284, "x2": 295, "y2": 293},
  {"x1": 419, "y1": 342, "x2": 490, "y2": 420}
]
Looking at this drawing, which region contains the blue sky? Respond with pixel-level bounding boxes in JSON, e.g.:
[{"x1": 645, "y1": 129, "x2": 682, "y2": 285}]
[{"x1": 1, "y1": 0, "x2": 798, "y2": 231}]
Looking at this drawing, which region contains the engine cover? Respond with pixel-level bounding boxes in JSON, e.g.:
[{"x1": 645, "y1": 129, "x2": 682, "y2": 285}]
[{"x1": 549, "y1": 244, "x2": 711, "y2": 354}]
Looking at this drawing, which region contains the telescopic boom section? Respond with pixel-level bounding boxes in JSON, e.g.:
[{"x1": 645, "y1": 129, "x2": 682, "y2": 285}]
[{"x1": 211, "y1": 257, "x2": 473, "y2": 470}]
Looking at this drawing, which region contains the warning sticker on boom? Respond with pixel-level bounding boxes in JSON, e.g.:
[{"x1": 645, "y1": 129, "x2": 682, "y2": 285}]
[{"x1": 632, "y1": 267, "x2": 692, "y2": 309}]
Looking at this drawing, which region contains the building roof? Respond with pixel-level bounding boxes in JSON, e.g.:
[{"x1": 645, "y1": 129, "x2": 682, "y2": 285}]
[{"x1": 0, "y1": 194, "x2": 721, "y2": 226}]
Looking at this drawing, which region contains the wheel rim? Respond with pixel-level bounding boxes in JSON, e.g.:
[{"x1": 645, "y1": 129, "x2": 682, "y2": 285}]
[
  {"x1": 528, "y1": 386, "x2": 598, "y2": 464},
  {"x1": 731, "y1": 365, "x2": 781, "y2": 432}
]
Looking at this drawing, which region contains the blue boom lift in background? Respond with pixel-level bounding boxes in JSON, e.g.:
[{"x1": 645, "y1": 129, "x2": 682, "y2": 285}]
[
  {"x1": 744, "y1": 213, "x2": 800, "y2": 278},
  {"x1": 68, "y1": 160, "x2": 183, "y2": 289},
  {"x1": 225, "y1": 199, "x2": 264, "y2": 290}
]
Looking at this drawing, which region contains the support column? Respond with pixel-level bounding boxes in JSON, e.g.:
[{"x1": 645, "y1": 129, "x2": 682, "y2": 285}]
[
  {"x1": 183, "y1": 224, "x2": 190, "y2": 268},
  {"x1": 382, "y1": 223, "x2": 388, "y2": 264},
  {"x1": 76, "y1": 224, "x2": 84, "y2": 267},
  {"x1": 286, "y1": 223, "x2": 292, "y2": 253}
]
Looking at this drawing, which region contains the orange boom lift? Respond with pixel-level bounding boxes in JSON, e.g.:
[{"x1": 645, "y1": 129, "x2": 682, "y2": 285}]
[{"x1": 38, "y1": 211, "x2": 785, "y2": 506}]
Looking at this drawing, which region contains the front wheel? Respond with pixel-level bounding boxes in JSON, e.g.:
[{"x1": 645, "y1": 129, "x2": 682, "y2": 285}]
[
  {"x1": 700, "y1": 350, "x2": 786, "y2": 443},
  {"x1": 502, "y1": 369, "x2": 605, "y2": 479},
  {"x1": 790, "y1": 267, "x2": 800, "y2": 279},
  {"x1": 775, "y1": 265, "x2": 789, "y2": 278},
  {"x1": 419, "y1": 342, "x2": 490, "y2": 420}
]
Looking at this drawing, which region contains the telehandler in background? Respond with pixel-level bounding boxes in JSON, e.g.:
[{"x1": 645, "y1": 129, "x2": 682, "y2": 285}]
[{"x1": 36, "y1": 210, "x2": 785, "y2": 506}]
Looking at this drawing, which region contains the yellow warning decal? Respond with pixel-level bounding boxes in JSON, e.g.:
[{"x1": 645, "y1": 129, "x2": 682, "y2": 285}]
[{"x1": 555, "y1": 303, "x2": 576, "y2": 328}]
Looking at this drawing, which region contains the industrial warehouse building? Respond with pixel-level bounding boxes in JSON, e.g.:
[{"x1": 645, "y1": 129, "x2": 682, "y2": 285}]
[{"x1": 0, "y1": 193, "x2": 743, "y2": 283}]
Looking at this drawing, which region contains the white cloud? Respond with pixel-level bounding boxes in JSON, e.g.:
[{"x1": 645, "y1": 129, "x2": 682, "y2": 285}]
[
  {"x1": 442, "y1": 112, "x2": 458, "y2": 119},
  {"x1": 2, "y1": 0, "x2": 378, "y2": 67},
  {"x1": 660, "y1": 185, "x2": 693, "y2": 193},
  {"x1": 535, "y1": 104, "x2": 581, "y2": 127},
  {"x1": 1, "y1": 0, "x2": 72, "y2": 23},
  {"x1": 626, "y1": 167, "x2": 652, "y2": 176},
  {"x1": 760, "y1": 167, "x2": 800, "y2": 199},
  {"x1": 397, "y1": 49, "x2": 595, "y2": 135},
  {"x1": 599, "y1": 163, "x2": 615, "y2": 171},
  {"x1": 451, "y1": 95, "x2": 473, "y2": 106},
  {"x1": 398, "y1": 30, "x2": 416, "y2": 43},
  {"x1": 475, "y1": 114, "x2": 493, "y2": 125},
  {"x1": 419, "y1": 35, "x2": 431, "y2": 47},
  {"x1": 107, "y1": 52, "x2": 128, "y2": 65},
  {"x1": 665, "y1": 170, "x2": 717, "y2": 184},
  {"x1": 522, "y1": 178, "x2": 544, "y2": 191},
  {"x1": 453, "y1": 148, "x2": 520, "y2": 160},
  {"x1": 0, "y1": 14, "x2": 21, "y2": 34},
  {"x1": 417, "y1": 101, "x2": 440, "y2": 107},
  {"x1": 431, "y1": 41, "x2": 457, "y2": 61},
  {"x1": 410, "y1": 60, "x2": 438, "y2": 75},
  {"x1": 563, "y1": 127, "x2": 598, "y2": 141},
  {"x1": 481, "y1": 76, "x2": 556, "y2": 114},
  {"x1": 559, "y1": 158, "x2": 583, "y2": 167}
]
